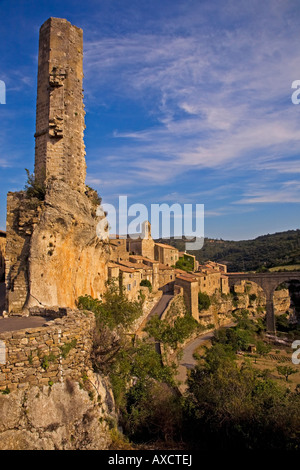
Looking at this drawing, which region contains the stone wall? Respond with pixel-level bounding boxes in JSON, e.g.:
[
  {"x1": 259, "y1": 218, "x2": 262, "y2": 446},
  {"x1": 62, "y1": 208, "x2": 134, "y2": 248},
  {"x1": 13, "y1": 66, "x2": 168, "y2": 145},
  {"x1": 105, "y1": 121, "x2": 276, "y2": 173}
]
[
  {"x1": 175, "y1": 277, "x2": 199, "y2": 319},
  {"x1": 132, "y1": 288, "x2": 163, "y2": 337},
  {"x1": 160, "y1": 292, "x2": 186, "y2": 322},
  {"x1": 0, "y1": 309, "x2": 95, "y2": 392},
  {"x1": 5, "y1": 192, "x2": 42, "y2": 313}
]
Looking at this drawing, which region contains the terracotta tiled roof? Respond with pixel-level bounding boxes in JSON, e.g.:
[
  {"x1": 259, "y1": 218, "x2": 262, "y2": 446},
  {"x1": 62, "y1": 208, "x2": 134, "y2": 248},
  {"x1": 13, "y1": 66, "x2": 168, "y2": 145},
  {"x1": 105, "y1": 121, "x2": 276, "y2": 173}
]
[
  {"x1": 118, "y1": 265, "x2": 136, "y2": 273},
  {"x1": 155, "y1": 242, "x2": 178, "y2": 250},
  {"x1": 193, "y1": 272, "x2": 205, "y2": 278},
  {"x1": 129, "y1": 255, "x2": 158, "y2": 264},
  {"x1": 159, "y1": 263, "x2": 173, "y2": 270},
  {"x1": 108, "y1": 262, "x2": 120, "y2": 268},
  {"x1": 175, "y1": 268, "x2": 188, "y2": 274},
  {"x1": 118, "y1": 260, "x2": 144, "y2": 269},
  {"x1": 176, "y1": 274, "x2": 198, "y2": 283}
]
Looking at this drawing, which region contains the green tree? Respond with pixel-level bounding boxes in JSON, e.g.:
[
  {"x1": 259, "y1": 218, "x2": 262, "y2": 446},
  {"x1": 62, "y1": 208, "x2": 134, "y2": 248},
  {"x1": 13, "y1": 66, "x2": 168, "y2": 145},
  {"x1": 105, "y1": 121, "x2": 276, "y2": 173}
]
[
  {"x1": 144, "y1": 314, "x2": 199, "y2": 351},
  {"x1": 140, "y1": 279, "x2": 152, "y2": 292},
  {"x1": 256, "y1": 340, "x2": 271, "y2": 358},
  {"x1": 198, "y1": 291, "x2": 211, "y2": 311},
  {"x1": 276, "y1": 365, "x2": 298, "y2": 382},
  {"x1": 78, "y1": 279, "x2": 143, "y2": 330},
  {"x1": 184, "y1": 341, "x2": 300, "y2": 450}
]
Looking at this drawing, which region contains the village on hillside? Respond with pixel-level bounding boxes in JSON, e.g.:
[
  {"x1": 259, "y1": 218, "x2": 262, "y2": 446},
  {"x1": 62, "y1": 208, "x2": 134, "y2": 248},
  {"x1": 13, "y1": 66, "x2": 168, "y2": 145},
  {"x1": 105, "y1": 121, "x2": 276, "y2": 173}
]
[
  {"x1": 108, "y1": 221, "x2": 229, "y2": 320},
  {"x1": 0, "y1": 220, "x2": 229, "y2": 321}
]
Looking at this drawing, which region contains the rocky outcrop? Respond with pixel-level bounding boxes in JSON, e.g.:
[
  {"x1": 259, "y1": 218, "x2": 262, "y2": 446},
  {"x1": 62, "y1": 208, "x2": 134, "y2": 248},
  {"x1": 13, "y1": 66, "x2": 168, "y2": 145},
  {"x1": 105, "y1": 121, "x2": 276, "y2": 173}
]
[
  {"x1": 27, "y1": 180, "x2": 109, "y2": 310},
  {"x1": 273, "y1": 289, "x2": 291, "y2": 315},
  {"x1": 0, "y1": 373, "x2": 116, "y2": 450},
  {"x1": 6, "y1": 180, "x2": 109, "y2": 314},
  {"x1": 197, "y1": 283, "x2": 291, "y2": 328}
]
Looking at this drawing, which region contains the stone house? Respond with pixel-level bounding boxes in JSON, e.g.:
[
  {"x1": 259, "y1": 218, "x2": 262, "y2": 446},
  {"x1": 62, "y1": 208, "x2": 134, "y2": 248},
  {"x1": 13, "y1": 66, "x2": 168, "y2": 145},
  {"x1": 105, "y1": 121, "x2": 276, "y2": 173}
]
[
  {"x1": 204, "y1": 260, "x2": 227, "y2": 273},
  {"x1": 129, "y1": 255, "x2": 160, "y2": 292},
  {"x1": 109, "y1": 235, "x2": 129, "y2": 262},
  {"x1": 197, "y1": 262, "x2": 229, "y2": 295},
  {"x1": 174, "y1": 273, "x2": 199, "y2": 320},
  {"x1": 174, "y1": 262, "x2": 230, "y2": 319},
  {"x1": 158, "y1": 263, "x2": 175, "y2": 293},
  {"x1": 154, "y1": 242, "x2": 179, "y2": 267},
  {"x1": 108, "y1": 261, "x2": 142, "y2": 302},
  {"x1": 195, "y1": 269, "x2": 221, "y2": 296},
  {"x1": 126, "y1": 221, "x2": 155, "y2": 260}
]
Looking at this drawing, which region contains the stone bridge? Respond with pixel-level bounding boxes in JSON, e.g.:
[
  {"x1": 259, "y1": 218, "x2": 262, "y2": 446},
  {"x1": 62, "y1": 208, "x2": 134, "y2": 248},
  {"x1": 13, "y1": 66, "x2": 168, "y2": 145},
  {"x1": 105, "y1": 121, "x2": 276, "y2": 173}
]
[{"x1": 227, "y1": 271, "x2": 300, "y2": 332}]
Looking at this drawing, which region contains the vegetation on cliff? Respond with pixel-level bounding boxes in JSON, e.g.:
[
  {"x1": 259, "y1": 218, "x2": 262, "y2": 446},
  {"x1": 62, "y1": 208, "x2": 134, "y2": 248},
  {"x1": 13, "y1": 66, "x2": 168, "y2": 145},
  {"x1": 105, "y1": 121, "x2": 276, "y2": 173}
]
[
  {"x1": 78, "y1": 283, "x2": 179, "y2": 443},
  {"x1": 78, "y1": 283, "x2": 300, "y2": 449},
  {"x1": 24, "y1": 168, "x2": 46, "y2": 201}
]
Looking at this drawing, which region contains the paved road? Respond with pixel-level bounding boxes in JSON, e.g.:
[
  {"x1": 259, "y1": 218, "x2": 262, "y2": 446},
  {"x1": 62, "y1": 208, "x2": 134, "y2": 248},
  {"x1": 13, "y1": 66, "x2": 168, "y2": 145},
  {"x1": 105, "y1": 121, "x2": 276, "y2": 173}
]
[
  {"x1": 0, "y1": 316, "x2": 51, "y2": 333},
  {"x1": 148, "y1": 293, "x2": 174, "y2": 319},
  {"x1": 176, "y1": 331, "x2": 215, "y2": 391},
  {"x1": 136, "y1": 292, "x2": 174, "y2": 336},
  {"x1": 0, "y1": 282, "x2": 52, "y2": 333},
  {"x1": 176, "y1": 322, "x2": 235, "y2": 392}
]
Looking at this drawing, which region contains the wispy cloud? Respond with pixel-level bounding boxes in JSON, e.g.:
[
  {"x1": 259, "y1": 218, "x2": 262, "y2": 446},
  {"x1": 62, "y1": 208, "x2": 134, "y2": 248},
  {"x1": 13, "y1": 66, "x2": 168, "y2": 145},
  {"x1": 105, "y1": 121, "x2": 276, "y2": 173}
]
[
  {"x1": 235, "y1": 180, "x2": 300, "y2": 204},
  {"x1": 84, "y1": 0, "x2": 300, "y2": 194}
]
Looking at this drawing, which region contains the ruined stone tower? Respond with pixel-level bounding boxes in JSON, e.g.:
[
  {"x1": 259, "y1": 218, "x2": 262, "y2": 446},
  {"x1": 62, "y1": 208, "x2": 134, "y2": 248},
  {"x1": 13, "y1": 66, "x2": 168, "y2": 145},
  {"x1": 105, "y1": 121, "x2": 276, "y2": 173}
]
[
  {"x1": 34, "y1": 18, "x2": 86, "y2": 191},
  {"x1": 5, "y1": 18, "x2": 109, "y2": 315}
]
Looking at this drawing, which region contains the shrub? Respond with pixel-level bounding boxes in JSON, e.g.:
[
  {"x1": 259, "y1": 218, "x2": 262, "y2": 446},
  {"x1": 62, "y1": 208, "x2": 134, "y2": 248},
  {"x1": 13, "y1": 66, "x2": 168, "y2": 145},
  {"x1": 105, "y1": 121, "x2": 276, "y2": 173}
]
[
  {"x1": 175, "y1": 256, "x2": 194, "y2": 272},
  {"x1": 24, "y1": 168, "x2": 46, "y2": 201},
  {"x1": 198, "y1": 291, "x2": 211, "y2": 311},
  {"x1": 140, "y1": 279, "x2": 152, "y2": 292}
]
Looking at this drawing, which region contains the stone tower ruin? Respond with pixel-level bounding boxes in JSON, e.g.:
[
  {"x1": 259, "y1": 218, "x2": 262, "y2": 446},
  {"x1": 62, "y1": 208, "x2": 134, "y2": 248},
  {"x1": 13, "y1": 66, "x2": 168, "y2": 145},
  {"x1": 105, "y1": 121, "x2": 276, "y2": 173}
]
[
  {"x1": 34, "y1": 18, "x2": 86, "y2": 192},
  {"x1": 5, "y1": 18, "x2": 109, "y2": 315}
]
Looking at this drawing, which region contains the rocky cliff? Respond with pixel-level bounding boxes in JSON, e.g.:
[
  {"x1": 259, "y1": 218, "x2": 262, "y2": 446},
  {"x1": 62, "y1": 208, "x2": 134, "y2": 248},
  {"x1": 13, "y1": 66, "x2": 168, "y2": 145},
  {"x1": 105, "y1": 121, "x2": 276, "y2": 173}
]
[
  {"x1": 0, "y1": 372, "x2": 116, "y2": 450},
  {"x1": 6, "y1": 180, "x2": 110, "y2": 314}
]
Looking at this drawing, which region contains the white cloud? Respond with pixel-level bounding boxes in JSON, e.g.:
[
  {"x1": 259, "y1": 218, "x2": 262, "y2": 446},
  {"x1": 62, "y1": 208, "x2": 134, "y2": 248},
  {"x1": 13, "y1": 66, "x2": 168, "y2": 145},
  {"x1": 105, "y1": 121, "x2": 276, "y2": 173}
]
[
  {"x1": 235, "y1": 180, "x2": 300, "y2": 204},
  {"x1": 82, "y1": 0, "x2": 300, "y2": 211}
]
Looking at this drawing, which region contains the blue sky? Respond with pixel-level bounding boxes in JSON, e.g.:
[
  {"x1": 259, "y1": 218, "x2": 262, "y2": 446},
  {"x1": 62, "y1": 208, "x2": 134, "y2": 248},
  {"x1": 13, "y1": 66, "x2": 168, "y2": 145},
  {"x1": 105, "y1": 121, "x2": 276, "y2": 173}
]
[{"x1": 0, "y1": 0, "x2": 300, "y2": 240}]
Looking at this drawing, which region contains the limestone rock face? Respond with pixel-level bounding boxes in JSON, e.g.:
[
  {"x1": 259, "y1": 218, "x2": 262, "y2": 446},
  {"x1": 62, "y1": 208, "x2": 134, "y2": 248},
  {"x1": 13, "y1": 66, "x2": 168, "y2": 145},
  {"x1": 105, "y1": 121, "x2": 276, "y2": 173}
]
[
  {"x1": 273, "y1": 289, "x2": 291, "y2": 315},
  {"x1": 26, "y1": 180, "x2": 109, "y2": 310},
  {"x1": 0, "y1": 374, "x2": 115, "y2": 450},
  {"x1": 6, "y1": 180, "x2": 109, "y2": 313}
]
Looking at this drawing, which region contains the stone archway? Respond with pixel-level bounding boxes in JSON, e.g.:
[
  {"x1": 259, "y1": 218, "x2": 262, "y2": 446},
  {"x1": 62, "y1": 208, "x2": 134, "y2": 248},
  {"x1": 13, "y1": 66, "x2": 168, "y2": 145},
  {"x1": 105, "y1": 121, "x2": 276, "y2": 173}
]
[
  {"x1": 227, "y1": 272, "x2": 300, "y2": 332},
  {"x1": 273, "y1": 279, "x2": 300, "y2": 326}
]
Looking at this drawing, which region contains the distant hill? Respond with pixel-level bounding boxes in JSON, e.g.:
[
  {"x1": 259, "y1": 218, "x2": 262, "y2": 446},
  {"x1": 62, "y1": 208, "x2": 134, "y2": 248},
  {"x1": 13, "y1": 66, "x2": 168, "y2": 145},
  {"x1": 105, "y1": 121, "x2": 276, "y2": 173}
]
[{"x1": 155, "y1": 229, "x2": 300, "y2": 272}]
